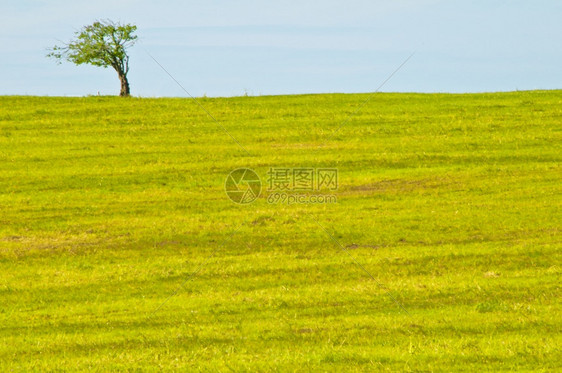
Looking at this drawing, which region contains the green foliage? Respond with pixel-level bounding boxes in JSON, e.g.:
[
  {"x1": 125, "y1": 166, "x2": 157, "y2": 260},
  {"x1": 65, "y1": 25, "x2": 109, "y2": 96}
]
[
  {"x1": 0, "y1": 92, "x2": 560, "y2": 371},
  {"x1": 47, "y1": 20, "x2": 137, "y2": 74}
]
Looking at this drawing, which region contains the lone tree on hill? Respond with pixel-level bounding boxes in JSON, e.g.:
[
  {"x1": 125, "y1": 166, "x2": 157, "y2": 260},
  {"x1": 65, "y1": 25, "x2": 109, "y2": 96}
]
[{"x1": 48, "y1": 20, "x2": 138, "y2": 96}]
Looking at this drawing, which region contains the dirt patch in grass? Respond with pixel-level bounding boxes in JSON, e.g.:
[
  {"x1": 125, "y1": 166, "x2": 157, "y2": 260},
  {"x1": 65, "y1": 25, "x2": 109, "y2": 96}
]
[{"x1": 343, "y1": 177, "x2": 457, "y2": 195}]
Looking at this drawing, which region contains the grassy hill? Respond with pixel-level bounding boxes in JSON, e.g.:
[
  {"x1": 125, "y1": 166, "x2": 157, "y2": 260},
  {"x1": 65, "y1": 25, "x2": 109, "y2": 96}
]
[{"x1": 0, "y1": 91, "x2": 560, "y2": 371}]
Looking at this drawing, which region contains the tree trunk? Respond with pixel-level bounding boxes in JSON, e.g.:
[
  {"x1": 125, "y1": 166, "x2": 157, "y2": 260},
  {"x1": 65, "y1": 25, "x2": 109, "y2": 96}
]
[{"x1": 119, "y1": 73, "x2": 130, "y2": 97}]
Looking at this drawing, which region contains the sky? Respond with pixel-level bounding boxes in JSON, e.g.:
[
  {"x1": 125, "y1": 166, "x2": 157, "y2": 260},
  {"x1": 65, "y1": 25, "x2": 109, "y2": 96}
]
[{"x1": 0, "y1": 0, "x2": 561, "y2": 97}]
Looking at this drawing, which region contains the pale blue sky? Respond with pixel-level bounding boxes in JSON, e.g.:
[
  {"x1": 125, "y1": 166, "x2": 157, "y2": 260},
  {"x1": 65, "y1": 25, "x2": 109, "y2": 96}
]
[{"x1": 1, "y1": 0, "x2": 561, "y2": 96}]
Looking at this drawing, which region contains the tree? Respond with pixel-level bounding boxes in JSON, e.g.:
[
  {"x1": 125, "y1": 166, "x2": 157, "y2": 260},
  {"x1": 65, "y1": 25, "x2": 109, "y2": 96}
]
[{"x1": 48, "y1": 20, "x2": 138, "y2": 97}]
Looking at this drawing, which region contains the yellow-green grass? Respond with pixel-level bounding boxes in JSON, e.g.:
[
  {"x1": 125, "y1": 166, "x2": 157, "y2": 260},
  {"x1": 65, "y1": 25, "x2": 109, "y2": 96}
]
[{"x1": 0, "y1": 91, "x2": 560, "y2": 371}]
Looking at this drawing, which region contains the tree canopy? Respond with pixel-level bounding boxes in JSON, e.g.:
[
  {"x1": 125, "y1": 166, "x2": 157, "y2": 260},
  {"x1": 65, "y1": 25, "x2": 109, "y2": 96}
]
[{"x1": 48, "y1": 20, "x2": 138, "y2": 96}]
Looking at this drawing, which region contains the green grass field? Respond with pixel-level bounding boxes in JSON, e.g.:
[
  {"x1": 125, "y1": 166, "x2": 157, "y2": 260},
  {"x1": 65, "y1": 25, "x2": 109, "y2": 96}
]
[{"x1": 0, "y1": 91, "x2": 560, "y2": 371}]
